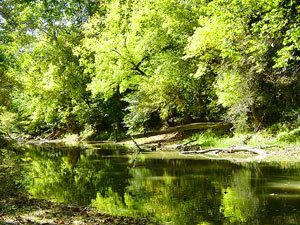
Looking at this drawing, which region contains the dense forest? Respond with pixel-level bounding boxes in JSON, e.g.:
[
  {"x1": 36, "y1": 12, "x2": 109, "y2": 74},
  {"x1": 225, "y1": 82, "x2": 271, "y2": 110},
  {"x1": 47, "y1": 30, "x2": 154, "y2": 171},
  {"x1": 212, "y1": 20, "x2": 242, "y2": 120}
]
[{"x1": 0, "y1": 0, "x2": 299, "y2": 140}]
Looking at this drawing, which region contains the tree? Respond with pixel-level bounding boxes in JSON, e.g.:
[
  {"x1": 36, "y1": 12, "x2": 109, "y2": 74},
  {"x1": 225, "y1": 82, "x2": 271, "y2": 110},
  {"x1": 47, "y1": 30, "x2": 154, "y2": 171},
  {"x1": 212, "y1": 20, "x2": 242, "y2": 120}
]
[
  {"x1": 186, "y1": 0, "x2": 300, "y2": 130},
  {"x1": 81, "y1": 0, "x2": 215, "y2": 133},
  {"x1": 1, "y1": 0, "x2": 101, "y2": 135}
]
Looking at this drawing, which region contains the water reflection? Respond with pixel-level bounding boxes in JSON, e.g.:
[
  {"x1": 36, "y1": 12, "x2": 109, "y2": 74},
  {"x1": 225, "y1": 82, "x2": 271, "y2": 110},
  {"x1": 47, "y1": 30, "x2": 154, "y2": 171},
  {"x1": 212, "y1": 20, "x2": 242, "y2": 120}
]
[
  {"x1": 0, "y1": 148, "x2": 24, "y2": 200},
  {"x1": 23, "y1": 145, "x2": 130, "y2": 205},
  {"x1": 220, "y1": 170, "x2": 260, "y2": 223},
  {"x1": 3, "y1": 144, "x2": 300, "y2": 224}
]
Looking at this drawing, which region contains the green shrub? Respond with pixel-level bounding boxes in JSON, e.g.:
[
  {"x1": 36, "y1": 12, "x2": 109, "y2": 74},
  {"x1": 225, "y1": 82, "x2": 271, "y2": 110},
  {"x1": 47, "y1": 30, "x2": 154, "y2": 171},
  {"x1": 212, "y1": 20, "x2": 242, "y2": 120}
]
[{"x1": 278, "y1": 128, "x2": 300, "y2": 143}]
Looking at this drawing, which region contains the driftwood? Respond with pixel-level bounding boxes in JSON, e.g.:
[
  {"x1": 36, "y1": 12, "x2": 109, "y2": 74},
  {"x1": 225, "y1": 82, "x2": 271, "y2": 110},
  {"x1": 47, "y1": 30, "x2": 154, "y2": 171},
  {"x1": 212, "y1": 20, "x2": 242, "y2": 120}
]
[
  {"x1": 179, "y1": 145, "x2": 281, "y2": 156},
  {"x1": 192, "y1": 153, "x2": 267, "y2": 163},
  {"x1": 176, "y1": 139, "x2": 197, "y2": 151}
]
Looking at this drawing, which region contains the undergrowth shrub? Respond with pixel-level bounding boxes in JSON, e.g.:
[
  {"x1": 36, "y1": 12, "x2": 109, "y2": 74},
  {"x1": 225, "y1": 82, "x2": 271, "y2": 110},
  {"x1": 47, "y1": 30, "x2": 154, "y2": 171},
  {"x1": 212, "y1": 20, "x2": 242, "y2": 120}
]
[{"x1": 278, "y1": 128, "x2": 300, "y2": 143}]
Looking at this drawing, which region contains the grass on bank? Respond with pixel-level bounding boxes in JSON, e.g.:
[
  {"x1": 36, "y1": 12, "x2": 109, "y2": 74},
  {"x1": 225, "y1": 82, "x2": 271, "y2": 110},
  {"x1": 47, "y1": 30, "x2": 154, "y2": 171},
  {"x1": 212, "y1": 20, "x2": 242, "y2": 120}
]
[{"x1": 181, "y1": 127, "x2": 300, "y2": 150}]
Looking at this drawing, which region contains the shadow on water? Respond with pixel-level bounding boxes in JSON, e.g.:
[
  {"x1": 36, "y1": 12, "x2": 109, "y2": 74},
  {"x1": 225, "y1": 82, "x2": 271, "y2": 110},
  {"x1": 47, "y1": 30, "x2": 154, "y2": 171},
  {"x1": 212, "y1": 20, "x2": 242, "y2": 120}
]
[{"x1": 2, "y1": 143, "x2": 300, "y2": 224}]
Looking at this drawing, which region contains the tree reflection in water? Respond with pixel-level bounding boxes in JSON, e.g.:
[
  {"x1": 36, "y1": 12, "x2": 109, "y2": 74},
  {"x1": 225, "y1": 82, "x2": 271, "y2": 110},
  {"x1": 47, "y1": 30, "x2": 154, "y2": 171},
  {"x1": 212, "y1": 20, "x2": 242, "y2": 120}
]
[{"x1": 5, "y1": 144, "x2": 300, "y2": 225}]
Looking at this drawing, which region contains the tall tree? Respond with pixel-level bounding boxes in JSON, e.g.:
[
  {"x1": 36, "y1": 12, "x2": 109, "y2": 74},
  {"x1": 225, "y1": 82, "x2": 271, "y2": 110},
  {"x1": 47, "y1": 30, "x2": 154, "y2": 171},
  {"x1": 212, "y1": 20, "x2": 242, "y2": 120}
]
[
  {"x1": 0, "y1": 0, "x2": 101, "y2": 135},
  {"x1": 80, "y1": 0, "x2": 215, "y2": 133},
  {"x1": 186, "y1": 0, "x2": 300, "y2": 129}
]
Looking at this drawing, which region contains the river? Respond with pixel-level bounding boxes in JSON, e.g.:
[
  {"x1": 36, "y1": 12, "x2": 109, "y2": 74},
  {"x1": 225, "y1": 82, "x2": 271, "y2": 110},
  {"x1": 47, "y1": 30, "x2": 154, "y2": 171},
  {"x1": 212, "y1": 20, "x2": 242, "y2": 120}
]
[{"x1": 1, "y1": 142, "x2": 300, "y2": 224}]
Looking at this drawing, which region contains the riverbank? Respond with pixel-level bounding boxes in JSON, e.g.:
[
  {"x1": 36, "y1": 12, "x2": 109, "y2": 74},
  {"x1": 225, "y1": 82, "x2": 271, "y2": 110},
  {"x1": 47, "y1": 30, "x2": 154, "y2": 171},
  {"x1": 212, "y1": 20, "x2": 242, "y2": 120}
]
[
  {"x1": 119, "y1": 130, "x2": 300, "y2": 158},
  {"x1": 9, "y1": 128, "x2": 300, "y2": 159}
]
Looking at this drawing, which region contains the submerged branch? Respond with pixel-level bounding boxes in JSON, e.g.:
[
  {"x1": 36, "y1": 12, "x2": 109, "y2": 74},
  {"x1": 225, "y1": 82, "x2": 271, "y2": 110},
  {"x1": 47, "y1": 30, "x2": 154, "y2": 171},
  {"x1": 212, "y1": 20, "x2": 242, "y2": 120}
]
[{"x1": 130, "y1": 135, "x2": 144, "y2": 167}]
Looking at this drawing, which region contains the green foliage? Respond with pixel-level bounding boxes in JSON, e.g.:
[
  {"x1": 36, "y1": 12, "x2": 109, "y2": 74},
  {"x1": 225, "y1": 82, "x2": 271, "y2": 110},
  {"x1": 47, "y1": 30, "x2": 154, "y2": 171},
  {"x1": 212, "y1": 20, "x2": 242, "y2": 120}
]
[
  {"x1": 184, "y1": 130, "x2": 289, "y2": 148},
  {"x1": 278, "y1": 128, "x2": 300, "y2": 143},
  {"x1": 11, "y1": 36, "x2": 89, "y2": 133},
  {"x1": 186, "y1": 0, "x2": 300, "y2": 129},
  {"x1": 0, "y1": 0, "x2": 300, "y2": 137},
  {"x1": 0, "y1": 110, "x2": 19, "y2": 138},
  {"x1": 0, "y1": 0, "x2": 101, "y2": 135},
  {"x1": 80, "y1": 0, "x2": 213, "y2": 133},
  {"x1": 186, "y1": 130, "x2": 228, "y2": 147}
]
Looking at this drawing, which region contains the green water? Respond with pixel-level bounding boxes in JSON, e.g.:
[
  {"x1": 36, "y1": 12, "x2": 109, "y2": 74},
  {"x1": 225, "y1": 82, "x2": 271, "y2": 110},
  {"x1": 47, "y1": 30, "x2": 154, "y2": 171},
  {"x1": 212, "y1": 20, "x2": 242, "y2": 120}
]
[{"x1": 2, "y1": 143, "x2": 300, "y2": 224}]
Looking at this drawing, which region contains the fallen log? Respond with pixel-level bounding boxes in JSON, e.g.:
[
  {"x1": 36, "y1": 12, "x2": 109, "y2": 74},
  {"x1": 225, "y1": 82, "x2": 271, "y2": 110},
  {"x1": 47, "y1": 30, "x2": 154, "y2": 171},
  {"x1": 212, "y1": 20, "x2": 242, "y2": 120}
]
[
  {"x1": 179, "y1": 145, "x2": 279, "y2": 156},
  {"x1": 192, "y1": 153, "x2": 267, "y2": 163},
  {"x1": 260, "y1": 145, "x2": 282, "y2": 149}
]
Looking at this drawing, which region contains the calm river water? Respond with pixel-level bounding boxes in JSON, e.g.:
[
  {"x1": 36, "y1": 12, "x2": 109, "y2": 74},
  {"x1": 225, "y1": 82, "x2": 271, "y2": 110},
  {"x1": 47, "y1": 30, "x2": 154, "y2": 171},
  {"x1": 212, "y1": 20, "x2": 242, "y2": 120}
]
[{"x1": 2, "y1": 142, "x2": 300, "y2": 224}]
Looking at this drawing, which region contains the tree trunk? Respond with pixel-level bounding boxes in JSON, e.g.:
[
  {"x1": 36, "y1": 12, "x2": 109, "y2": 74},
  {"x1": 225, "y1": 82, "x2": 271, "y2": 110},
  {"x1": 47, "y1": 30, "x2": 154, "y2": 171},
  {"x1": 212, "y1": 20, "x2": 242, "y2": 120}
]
[
  {"x1": 251, "y1": 103, "x2": 260, "y2": 130},
  {"x1": 113, "y1": 85, "x2": 122, "y2": 131},
  {"x1": 183, "y1": 112, "x2": 193, "y2": 124}
]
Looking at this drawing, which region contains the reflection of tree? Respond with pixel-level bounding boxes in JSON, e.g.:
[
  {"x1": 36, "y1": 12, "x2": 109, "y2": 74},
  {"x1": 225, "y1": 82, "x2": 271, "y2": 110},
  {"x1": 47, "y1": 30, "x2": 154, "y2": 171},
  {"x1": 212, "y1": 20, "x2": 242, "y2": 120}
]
[
  {"x1": 220, "y1": 170, "x2": 260, "y2": 223},
  {"x1": 92, "y1": 187, "x2": 139, "y2": 216},
  {"x1": 0, "y1": 148, "x2": 24, "y2": 199},
  {"x1": 23, "y1": 146, "x2": 130, "y2": 205},
  {"x1": 16, "y1": 145, "x2": 300, "y2": 225},
  {"x1": 127, "y1": 166, "x2": 224, "y2": 225},
  {"x1": 92, "y1": 160, "x2": 231, "y2": 224},
  {"x1": 93, "y1": 159, "x2": 300, "y2": 225}
]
